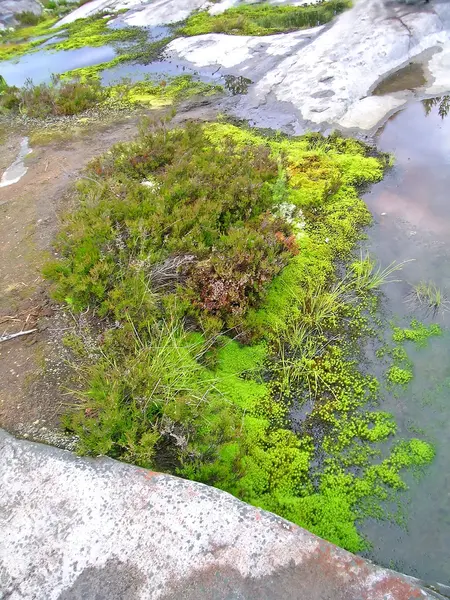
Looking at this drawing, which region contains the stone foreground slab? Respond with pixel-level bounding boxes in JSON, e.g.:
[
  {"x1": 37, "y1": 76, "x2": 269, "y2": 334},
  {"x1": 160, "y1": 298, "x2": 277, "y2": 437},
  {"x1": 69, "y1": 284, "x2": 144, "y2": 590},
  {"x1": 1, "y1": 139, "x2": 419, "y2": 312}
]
[{"x1": 0, "y1": 429, "x2": 446, "y2": 600}]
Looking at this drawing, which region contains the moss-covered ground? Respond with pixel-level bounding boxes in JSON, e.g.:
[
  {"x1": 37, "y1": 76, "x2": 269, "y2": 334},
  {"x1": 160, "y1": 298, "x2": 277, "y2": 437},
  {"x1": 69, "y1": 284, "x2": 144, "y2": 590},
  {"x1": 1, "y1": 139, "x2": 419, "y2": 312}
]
[
  {"x1": 43, "y1": 118, "x2": 437, "y2": 553},
  {"x1": 179, "y1": 0, "x2": 351, "y2": 36}
]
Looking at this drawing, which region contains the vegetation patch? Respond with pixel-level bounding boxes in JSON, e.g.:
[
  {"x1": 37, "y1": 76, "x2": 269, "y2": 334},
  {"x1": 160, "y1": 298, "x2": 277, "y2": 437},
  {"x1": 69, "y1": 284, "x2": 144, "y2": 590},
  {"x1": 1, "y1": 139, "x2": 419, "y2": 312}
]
[
  {"x1": 0, "y1": 75, "x2": 221, "y2": 118},
  {"x1": 179, "y1": 0, "x2": 351, "y2": 36},
  {"x1": 0, "y1": 10, "x2": 164, "y2": 65},
  {"x1": 387, "y1": 365, "x2": 413, "y2": 386},
  {"x1": 392, "y1": 320, "x2": 442, "y2": 348},
  {"x1": 0, "y1": 75, "x2": 106, "y2": 117},
  {"x1": 44, "y1": 119, "x2": 435, "y2": 553},
  {"x1": 407, "y1": 280, "x2": 449, "y2": 316}
]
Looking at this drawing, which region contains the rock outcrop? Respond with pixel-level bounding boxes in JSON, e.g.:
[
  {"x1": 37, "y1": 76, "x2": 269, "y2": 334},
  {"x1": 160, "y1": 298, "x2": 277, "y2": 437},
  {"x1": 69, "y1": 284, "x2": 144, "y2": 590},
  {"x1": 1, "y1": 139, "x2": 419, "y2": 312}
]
[
  {"x1": 1, "y1": 429, "x2": 448, "y2": 600},
  {"x1": 55, "y1": 0, "x2": 450, "y2": 134},
  {"x1": 0, "y1": 0, "x2": 42, "y2": 29},
  {"x1": 166, "y1": 0, "x2": 450, "y2": 134}
]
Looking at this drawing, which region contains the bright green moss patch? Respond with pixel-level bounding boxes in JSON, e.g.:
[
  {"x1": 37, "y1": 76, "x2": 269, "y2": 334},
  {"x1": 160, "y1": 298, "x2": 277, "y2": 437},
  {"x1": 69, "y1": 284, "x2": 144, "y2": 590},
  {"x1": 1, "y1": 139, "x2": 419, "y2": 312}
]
[
  {"x1": 50, "y1": 14, "x2": 146, "y2": 51},
  {"x1": 180, "y1": 0, "x2": 351, "y2": 36},
  {"x1": 60, "y1": 58, "x2": 127, "y2": 82},
  {"x1": 45, "y1": 119, "x2": 435, "y2": 553},
  {"x1": 392, "y1": 319, "x2": 442, "y2": 348}
]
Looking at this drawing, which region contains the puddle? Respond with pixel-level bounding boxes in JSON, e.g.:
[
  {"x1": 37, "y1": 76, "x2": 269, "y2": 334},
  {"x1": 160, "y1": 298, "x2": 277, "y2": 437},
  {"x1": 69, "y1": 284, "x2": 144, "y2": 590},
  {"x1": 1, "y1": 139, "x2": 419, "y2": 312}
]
[
  {"x1": 0, "y1": 138, "x2": 32, "y2": 188},
  {"x1": 100, "y1": 58, "x2": 222, "y2": 86},
  {"x1": 357, "y1": 98, "x2": 450, "y2": 584},
  {"x1": 145, "y1": 25, "x2": 173, "y2": 40},
  {"x1": 0, "y1": 45, "x2": 116, "y2": 87},
  {"x1": 372, "y1": 62, "x2": 427, "y2": 96}
]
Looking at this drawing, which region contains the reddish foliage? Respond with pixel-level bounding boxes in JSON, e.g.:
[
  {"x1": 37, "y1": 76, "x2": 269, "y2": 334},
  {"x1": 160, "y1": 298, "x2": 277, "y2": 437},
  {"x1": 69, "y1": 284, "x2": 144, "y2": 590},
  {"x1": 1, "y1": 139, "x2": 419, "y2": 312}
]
[{"x1": 275, "y1": 231, "x2": 300, "y2": 255}]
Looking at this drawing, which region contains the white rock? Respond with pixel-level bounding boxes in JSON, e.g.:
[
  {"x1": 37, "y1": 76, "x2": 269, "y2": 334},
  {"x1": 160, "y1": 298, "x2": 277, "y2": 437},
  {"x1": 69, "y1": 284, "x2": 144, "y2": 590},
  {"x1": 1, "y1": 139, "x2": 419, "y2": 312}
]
[
  {"x1": 167, "y1": 0, "x2": 450, "y2": 133},
  {"x1": 338, "y1": 95, "x2": 407, "y2": 132},
  {"x1": 0, "y1": 429, "x2": 439, "y2": 600}
]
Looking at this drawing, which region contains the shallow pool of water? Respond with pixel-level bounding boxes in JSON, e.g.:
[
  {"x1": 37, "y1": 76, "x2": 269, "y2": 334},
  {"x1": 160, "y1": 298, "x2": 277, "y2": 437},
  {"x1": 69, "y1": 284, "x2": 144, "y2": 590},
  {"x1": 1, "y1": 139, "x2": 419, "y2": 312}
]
[
  {"x1": 372, "y1": 62, "x2": 426, "y2": 96},
  {"x1": 100, "y1": 58, "x2": 221, "y2": 86},
  {"x1": 0, "y1": 137, "x2": 32, "y2": 188},
  {"x1": 1, "y1": 45, "x2": 116, "y2": 87},
  {"x1": 359, "y1": 98, "x2": 450, "y2": 585}
]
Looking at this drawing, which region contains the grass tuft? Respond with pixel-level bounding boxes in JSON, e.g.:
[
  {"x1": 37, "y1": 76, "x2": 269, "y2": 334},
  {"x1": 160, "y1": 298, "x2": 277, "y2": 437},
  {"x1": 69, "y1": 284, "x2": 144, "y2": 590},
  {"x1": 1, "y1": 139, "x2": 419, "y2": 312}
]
[{"x1": 407, "y1": 280, "x2": 450, "y2": 316}]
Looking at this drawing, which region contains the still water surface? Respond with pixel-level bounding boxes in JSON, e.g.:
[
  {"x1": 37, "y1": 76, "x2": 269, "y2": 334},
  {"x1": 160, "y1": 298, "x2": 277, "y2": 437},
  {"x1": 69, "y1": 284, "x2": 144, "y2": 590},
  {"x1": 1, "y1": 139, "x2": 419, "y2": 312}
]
[
  {"x1": 1, "y1": 45, "x2": 117, "y2": 87},
  {"x1": 360, "y1": 99, "x2": 450, "y2": 584}
]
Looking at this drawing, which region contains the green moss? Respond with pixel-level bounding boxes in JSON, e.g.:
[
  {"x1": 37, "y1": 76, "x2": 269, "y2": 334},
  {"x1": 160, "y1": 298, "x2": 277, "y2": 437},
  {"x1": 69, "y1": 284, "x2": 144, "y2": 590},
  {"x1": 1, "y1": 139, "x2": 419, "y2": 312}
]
[
  {"x1": 117, "y1": 76, "x2": 222, "y2": 106},
  {"x1": 180, "y1": 0, "x2": 351, "y2": 36},
  {"x1": 60, "y1": 60, "x2": 124, "y2": 82},
  {"x1": 50, "y1": 14, "x2": 145, "y2": 51}
]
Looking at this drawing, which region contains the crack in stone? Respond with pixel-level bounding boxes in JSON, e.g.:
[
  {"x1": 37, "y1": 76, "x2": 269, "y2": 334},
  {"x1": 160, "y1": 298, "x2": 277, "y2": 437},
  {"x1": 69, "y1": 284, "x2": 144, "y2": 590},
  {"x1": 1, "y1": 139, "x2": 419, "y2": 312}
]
[{"x1": 385, "y1": 14, "x2": 414, "y2": 50}]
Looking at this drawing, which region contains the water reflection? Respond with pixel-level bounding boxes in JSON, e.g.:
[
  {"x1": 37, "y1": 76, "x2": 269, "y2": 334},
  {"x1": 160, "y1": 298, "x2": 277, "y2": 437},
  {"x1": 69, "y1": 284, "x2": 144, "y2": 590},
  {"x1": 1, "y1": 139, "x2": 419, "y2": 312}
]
[
  {"x1": 0, "y1": 45, "x2": 117, "y2": 87},
  {"x1": 359, "y1": 99, "x2": 450, "y2": 585},
  {"x1": 422, "y1": 95, "x2": 450, "y2": 119},
  {"x1": 372, "y1": 62, "x2": 426, "y2": 96}
]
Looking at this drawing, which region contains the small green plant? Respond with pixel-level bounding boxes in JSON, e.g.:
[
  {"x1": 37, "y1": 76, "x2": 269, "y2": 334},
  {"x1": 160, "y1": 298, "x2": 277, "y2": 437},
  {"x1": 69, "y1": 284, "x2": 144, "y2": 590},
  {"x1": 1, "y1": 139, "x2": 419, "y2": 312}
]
[
  {"x1": 386, "y1": 365, "x2": 413, "y2": 386},
  {"x1": 350, "y1": 252, "x2": 409, "y2": 292},
  {"x1": 16, "y1": 11, "x2": 43, "y2": 26},
  {"x1": 407, "y1": 281, "x2": 449, "y2": 315}
]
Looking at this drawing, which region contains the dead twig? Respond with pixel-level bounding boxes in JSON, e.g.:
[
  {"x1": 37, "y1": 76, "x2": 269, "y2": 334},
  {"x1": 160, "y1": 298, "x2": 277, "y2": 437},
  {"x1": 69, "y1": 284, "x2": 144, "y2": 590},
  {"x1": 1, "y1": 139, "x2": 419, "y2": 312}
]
[{"x1": 0, "y1": 329, "x2": 37, "y2": 343}]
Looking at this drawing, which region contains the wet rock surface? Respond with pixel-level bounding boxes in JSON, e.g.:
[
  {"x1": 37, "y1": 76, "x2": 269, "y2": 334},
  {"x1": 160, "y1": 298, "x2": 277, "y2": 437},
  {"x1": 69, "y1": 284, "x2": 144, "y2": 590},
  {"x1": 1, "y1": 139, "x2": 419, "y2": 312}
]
[
  {"x1": 0, "y1": 429, "x2": 447, "y2": 600},
  {"x1": 56, "y1": 0, "x2": 450, "y2": 134},
  {"x1": 168, "y1": 0, "x2": 450, "y2": 134}
]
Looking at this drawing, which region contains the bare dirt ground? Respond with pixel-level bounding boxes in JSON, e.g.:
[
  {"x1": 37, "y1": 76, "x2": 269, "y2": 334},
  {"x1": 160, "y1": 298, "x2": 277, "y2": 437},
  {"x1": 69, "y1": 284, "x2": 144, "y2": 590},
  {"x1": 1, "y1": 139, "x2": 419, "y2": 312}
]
[
  {"x1": 0, "y1": 103, "x2": 220, "y2": 446},
  {"x1": 0, "y1": 115, "x2": 142, "y2": 445}
]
